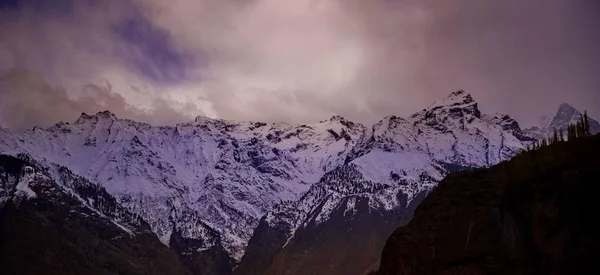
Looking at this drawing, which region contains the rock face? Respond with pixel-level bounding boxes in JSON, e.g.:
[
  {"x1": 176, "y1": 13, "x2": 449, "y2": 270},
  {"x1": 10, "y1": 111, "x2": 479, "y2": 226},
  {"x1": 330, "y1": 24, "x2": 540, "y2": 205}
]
[
  {"x1": 377, "y1": 134, "x2": 600, "y2": 275},
  {"x1": 0, "y1": 154, "x2": 191, "y2": 275}
]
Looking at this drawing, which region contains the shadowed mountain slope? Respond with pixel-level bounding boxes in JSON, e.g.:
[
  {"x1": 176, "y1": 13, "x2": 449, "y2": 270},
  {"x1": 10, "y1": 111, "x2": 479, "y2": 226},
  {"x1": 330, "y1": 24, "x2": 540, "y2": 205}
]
[{"x1": 377, "y1": 134, "x2": 600, "y2": 275}]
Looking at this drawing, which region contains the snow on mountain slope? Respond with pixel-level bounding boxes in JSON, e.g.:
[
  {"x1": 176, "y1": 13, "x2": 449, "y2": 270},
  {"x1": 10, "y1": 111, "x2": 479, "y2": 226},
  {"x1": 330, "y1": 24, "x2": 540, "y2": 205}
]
[
  {"x1": 0, "y1": 111, "x2": 367, "y2": 260},
  {"x1": 244, "y1": 90, "x2": 527, "y2": 269},
  {"x1": 0, "y1": 154, "x2": 194, "y2": 275},
  {"x1": 0, "y1": 154, "x2": 144, "y2": 233},
  {"x1": 0, "y1": 90, "x2": 531, "y2": 266}
]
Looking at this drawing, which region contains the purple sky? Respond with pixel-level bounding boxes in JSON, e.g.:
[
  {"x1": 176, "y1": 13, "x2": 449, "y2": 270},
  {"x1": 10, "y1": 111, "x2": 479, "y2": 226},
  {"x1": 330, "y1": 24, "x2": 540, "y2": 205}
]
[{"x1": 1, "y1": 0, "x2": 599, "y2": 128}]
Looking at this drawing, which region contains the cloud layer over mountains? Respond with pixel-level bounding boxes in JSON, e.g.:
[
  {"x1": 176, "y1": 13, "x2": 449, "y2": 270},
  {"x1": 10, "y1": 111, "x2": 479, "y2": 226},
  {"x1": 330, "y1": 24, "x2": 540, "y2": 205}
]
[{"x1": 1, "y1": 0, "x2": 599, "y2": 128}]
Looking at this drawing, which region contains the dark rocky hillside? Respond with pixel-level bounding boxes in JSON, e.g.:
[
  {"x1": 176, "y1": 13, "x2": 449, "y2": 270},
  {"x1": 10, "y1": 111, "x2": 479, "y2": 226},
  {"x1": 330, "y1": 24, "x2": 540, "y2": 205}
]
[
  {"x1": 262, "y1": 193, "x2": 428, "y2": 275},
  {"x1": 0, "y1": 155, "x2": 192, "y2": 275},
  {"x1": 377, "y1": 134, "x2": 600, "y2": 275}
]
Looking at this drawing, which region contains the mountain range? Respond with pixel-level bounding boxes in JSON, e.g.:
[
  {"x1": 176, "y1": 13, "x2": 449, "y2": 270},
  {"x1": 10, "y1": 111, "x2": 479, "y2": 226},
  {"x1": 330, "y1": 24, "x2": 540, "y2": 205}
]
[{"x1": 1, "y1": 88, "x2": 598, "y2": 275}]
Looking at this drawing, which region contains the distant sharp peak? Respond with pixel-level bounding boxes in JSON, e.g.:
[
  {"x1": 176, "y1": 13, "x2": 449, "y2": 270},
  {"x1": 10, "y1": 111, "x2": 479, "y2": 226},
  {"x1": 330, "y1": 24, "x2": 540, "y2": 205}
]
[
  {"x1": 548, "y1": 102, "x2": 599, "y2": 134},
  {"x1": 546, "y1": 102, "x2": 583, "y2": 129},
  {"x1": 75, "y1": 110, "x2": 117, "y2": 124},
  {"x1": 558, "y1": 102, "x2": 578, "y2": 111},
  {"x1": 556, "y1": 102, "x2": 581, "y2": 117}
]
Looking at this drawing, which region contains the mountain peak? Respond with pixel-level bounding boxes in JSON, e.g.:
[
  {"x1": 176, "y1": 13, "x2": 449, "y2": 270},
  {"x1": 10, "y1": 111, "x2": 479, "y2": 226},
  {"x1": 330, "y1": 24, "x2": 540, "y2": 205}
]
[
  {"x1": 328, "y1": 114, "x2": 345, "y2": 122},
  {"x1": 428, "y1": 90, "x2": 476, "y2": 110},
  {"x1": 549, "y1": 103, "x2": 581, "y2": 129},
  {"x1": 96, "y1": 110, "x2": 116, "y2": 119},
  {"x1": 557, "y1": 103, "x2": 578, "y2": 115},
  {"x1": 319, "y1": 114, "x2": 357, "y2": 128},
  {"x1": 449, "y1": 89, "x2": 468, "y2": 98},
  {"x1": 194, "y1": 115, "x2": 219, "y2": 124},
  {"x1": 411, "y1": 90, "x2": 481, "y2": 121},
  {"x1": 75, "y1": 110, "x2": 117, "y2": 124},
  {"x1": 445, "y1": 89, "x2": 474, "y2": 103}
]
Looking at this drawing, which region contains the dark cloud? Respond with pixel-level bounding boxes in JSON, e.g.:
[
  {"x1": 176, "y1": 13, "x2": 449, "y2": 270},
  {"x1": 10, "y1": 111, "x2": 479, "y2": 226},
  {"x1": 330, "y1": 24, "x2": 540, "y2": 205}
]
[
  {"x1": 112, "y1": 10, "x2": 198, "y2": 84},
  {"x1": 0, "y1": 0, "x2": 598, "y2": 128}
]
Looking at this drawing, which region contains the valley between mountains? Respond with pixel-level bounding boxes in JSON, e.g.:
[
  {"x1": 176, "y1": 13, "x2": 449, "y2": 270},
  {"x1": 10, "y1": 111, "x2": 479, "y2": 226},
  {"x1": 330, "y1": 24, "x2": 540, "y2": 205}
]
[{"x1": 1, "y1": 90, "x2": 597, "y2": 275}]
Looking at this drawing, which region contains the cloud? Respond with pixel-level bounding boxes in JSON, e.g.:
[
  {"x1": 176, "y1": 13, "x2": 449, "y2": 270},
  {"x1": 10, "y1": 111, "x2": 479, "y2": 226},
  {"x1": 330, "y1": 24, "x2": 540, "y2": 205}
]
[
  {"x1": 0, "y1": 68, "x2": 196, "y2": 128},
  {"x1": 1, "y1": 0, "x2": 599, "y2": 128}
]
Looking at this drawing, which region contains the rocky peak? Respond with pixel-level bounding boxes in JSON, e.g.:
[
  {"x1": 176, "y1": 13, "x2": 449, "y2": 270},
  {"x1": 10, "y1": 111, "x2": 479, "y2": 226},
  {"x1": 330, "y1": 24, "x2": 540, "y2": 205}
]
[
  {"x1": 328, "y1": 115, "x2": 345, "y2": 122},
  {"x1": 194, "y1": 115, "x2": 219, "y2": 124},
  {"x1": 438, "y1": 89, "x2": 476, "y2": 107},
  {"x1": 74, "y1": 110, "x2": 117, "y2": 124},
  {"x1": 319, "y1": 114, "x2": 358, "y2": 129},
  {"x1": 96, "y1": 110, "x2": 117, "y2": 120},
  {"x1": 550, "y1": 103, "x2": 580, "y2": 128},
  {"x1": 557, "y1": 102, "x2": 578, "y2": 114},
  {"x1": 320, "y1": 114, "x2": 345, "y2": 124},
  {"x1": 411, "y1": 90, "x2": 482, "y2": 124}
]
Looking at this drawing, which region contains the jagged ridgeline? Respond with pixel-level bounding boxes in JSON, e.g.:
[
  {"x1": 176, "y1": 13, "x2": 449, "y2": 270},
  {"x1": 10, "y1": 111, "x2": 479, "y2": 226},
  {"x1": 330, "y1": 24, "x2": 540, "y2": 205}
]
[
  {"x1": 1, "y1": 89, "x2": 598, "y2": 275},
  {"x1": 377, "y1": 134, "x2": 600, "y2": 275}
]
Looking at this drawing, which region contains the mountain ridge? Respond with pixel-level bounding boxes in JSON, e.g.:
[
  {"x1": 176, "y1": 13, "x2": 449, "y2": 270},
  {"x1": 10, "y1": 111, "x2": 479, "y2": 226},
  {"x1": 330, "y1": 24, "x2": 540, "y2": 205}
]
[{"x1": 1, "y1": 90, "x2": 595, "y2": 274}]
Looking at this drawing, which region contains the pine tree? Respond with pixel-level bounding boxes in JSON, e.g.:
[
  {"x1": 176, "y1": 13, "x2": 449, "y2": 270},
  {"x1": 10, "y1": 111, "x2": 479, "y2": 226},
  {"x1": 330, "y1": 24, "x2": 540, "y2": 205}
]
[
  {"x1": 584, "y1": 110, "x2": 591, "y2": 136},
  {"x1": 578, "y1": 114, "x2": 585, "y2": 137},
  {"x1": 541, "y1": 138, "x2": 548, "y2": 147},
  {"x1": 552, "y1": 128, "x2": 559, "y2": 144},
  {"x1": 559, "y1": 128, "x2": 565, "y2": 142}
]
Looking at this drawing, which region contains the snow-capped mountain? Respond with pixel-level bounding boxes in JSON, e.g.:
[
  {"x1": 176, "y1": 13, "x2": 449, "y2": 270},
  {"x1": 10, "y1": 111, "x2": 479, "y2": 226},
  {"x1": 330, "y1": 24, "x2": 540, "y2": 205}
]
[
  {"x1": 0, "y1": 90, "x2": 535, "y2": 274},
  {"x1": 525, "y1": 103, "x2": 600, "y2": 139},
  {"x1": 234, "y1": 90, "x2": 528, "y2": 275},
  {"x1": 0, "y1": 110, "x2": 368, "y2": 262}
]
